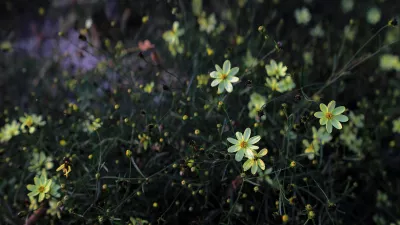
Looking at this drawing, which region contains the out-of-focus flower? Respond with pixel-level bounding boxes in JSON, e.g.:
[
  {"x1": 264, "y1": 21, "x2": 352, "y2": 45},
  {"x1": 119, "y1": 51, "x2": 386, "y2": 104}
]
[
  {"x1": 29, "y1": 151, "x2": 54, "y2": 173},
  {"x1": 366, "y1": 7, "x2": 381, "y2": 25},
  {"x1": 303, "y1": 51, "x2": 313, "y2": 65},
  {"x1": 303, "y1": 139, "x2": 319, "y2": 160},
  {"x1": 294, "y1": 7, "x2": 311, "y2": 25},
  {"x1": 310, "y1": 23, "x2": 325, "y2": 38},
  {"x1": 163, "y1": 22, "x2": 184, "y2": 56},
  {"x1": 341, "y1": 0, "x2": 354, "y2": 13},
  {"x1": 19, "y1": 113, "x2": 46, "y2": 134},
  {"x1": 278, "y1": 76, "x2": 296, "y2": 92},
  {"x1": 243, "y1": 50, "x2": 259, "y2": 68},
  {"x1": 265, "y1": 60, "x2": 287, "y2": 78},
  {"x1": 144, "y1": 82, "x2": 154, "y2": 93},
  {"x1": 344, "y1": 25, "x2": 357, "y2": 41},
  {"x1": 248, "y1": 93, "x2": 267, "y2": 119},
  {"x1": 196, "y1": 74, "x2": 210, "y2": 87},
  {"x1": 198, "y1": 13, "x2": 217, "y2": 34},
  {"x1": 138, "y1": 40, "x2": 155, "y2": 52},
  {"x1": 312, "y1": 126, "x2": 332, "y2": 145},
  {"x1": 380, "y1": 54, "x2": 400, "y2": 71},
  {"x1": 47, "y1": 200, "x2": 61, "y2": 218},
  {"x1": 348, "y1": 112, "x2": 365, "y2": 128}
]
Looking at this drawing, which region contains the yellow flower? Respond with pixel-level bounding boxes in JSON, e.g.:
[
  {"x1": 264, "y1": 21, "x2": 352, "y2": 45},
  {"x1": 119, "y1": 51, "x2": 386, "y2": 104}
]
[
  {"x1": 56, "y1": 158, "x2": 72, "y2": 178},
  {"x1": 242, "y1": 148, "x2": 268, "y2": 174}
]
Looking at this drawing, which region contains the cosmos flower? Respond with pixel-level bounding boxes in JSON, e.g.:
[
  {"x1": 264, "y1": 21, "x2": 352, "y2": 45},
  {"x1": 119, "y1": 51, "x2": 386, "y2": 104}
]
[
  {"x1": 210, "y1": 60, "x2": 240, "y2": 94},
  {"x1": 314, "y1": 101, "x2": 349, "y2": 133},
  {"x1": 227, "y1": 128, "x2": 261, "y2": 161}
]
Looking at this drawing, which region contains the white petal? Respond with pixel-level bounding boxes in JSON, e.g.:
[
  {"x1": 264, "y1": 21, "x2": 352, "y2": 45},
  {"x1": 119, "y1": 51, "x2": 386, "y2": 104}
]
[
  {"x1": 228, "y1": 67, "x2": 239, "y2": 76},
  {"x1": 224, "y1": 81, "x2": 233, "y2": 93},
  {"x1": 228, "y1": 76, "x2": 239, "y2": 83},
  {"x1": 217, "y1": 82, "x2": 225, "y2": 94},
  {"x1": 211, "y1": 79, "x2": 221, "y2": 87},
  {"x1": 227, "y1": 138, "x2": 238, "y2": 144},
  {"x1": 223, "y1": 60, "x2": 231, "y2": 73},
  {"x1": 210, "y1": 71, "x2": 218, "y2": 78},
  {"x1": 248, "y1": 136, "x2": 261, "y2": 144},
  {"x1": 243, "y1": 128, "x2": 251, "y2": 141}
]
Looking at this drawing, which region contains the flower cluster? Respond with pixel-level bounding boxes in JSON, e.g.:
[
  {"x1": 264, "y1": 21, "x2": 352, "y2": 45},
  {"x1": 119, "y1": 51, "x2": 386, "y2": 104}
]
[
  {"x1": 265, "y1": 60, "x2": 295, "y2": 93},
  {"x1": 227, "y1": 128, "x2": 267, "y2": 174},
  {"x1": 0, "y1": 113, "x2": 46, "y2": 143}
]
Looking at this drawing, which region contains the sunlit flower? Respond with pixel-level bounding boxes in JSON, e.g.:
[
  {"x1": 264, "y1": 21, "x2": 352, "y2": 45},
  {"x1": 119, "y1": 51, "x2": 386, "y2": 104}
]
[
  {"x1": 312, "y1": 126, "x2": 332, "y2": 145},
  {"x1": 303, "y1": 139, "x2": 319, "y2": 160},
  {"x1": 314, "y1": 101, "x2": 349, "y2": 133},
  {"x1": 210, "y1": 60, "x2": 240, "y2": 94},
  {"x1": 243, "y1": 148, "x2": 268, "y2": 174},
  {"x1": 294, "y1": 7, "x2": 311, "y2": 25},
  {"x1": 27, "y1": 174, "x2": 52, "y2": 202},
  {"x1": 265, "y1": 59, "x2": 287, "y2": 78},
  {"x1": 227, "y1": 128, "x2": 261, "y2": 161},
  {"x1": 366, "y1": 7, "x2": 381, "y2": 25}
]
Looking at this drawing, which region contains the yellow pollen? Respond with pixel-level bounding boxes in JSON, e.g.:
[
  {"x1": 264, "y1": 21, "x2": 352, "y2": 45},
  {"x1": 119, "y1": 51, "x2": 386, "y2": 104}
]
[
  {"x1": 325, "y1": 112, "x2": 333, "y2": 120},
  {"x1": 38, "y1": 186, "x2": 45, "y2": 193},
  {"x1": 221, "y1": 74, "x2": 228, "y2": 80},
  {"x1": 239, "y1": 141, "x2": 247, "y2": 148}
]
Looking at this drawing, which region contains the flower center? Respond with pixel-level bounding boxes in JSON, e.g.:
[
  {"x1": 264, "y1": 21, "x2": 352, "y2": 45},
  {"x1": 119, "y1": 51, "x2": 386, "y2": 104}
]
[
  {"x1": 305, "y1": 145, "x2": 314, "y2": 153},
  {"x1": 38, "y1": 185, "x2": 45, "y2": 193},
  {"x1": 239, "y1": 141, "x2": 247, "y2": 148},
  {"x1": 325, "y1": 112, "x2": 333, "y2": 120},
  {"x1": 25, "y1": 118, "x2": 33, "y2": 127},
  {"x1": 220, "y1": 74, "x2": 228, "y2": 80}
]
